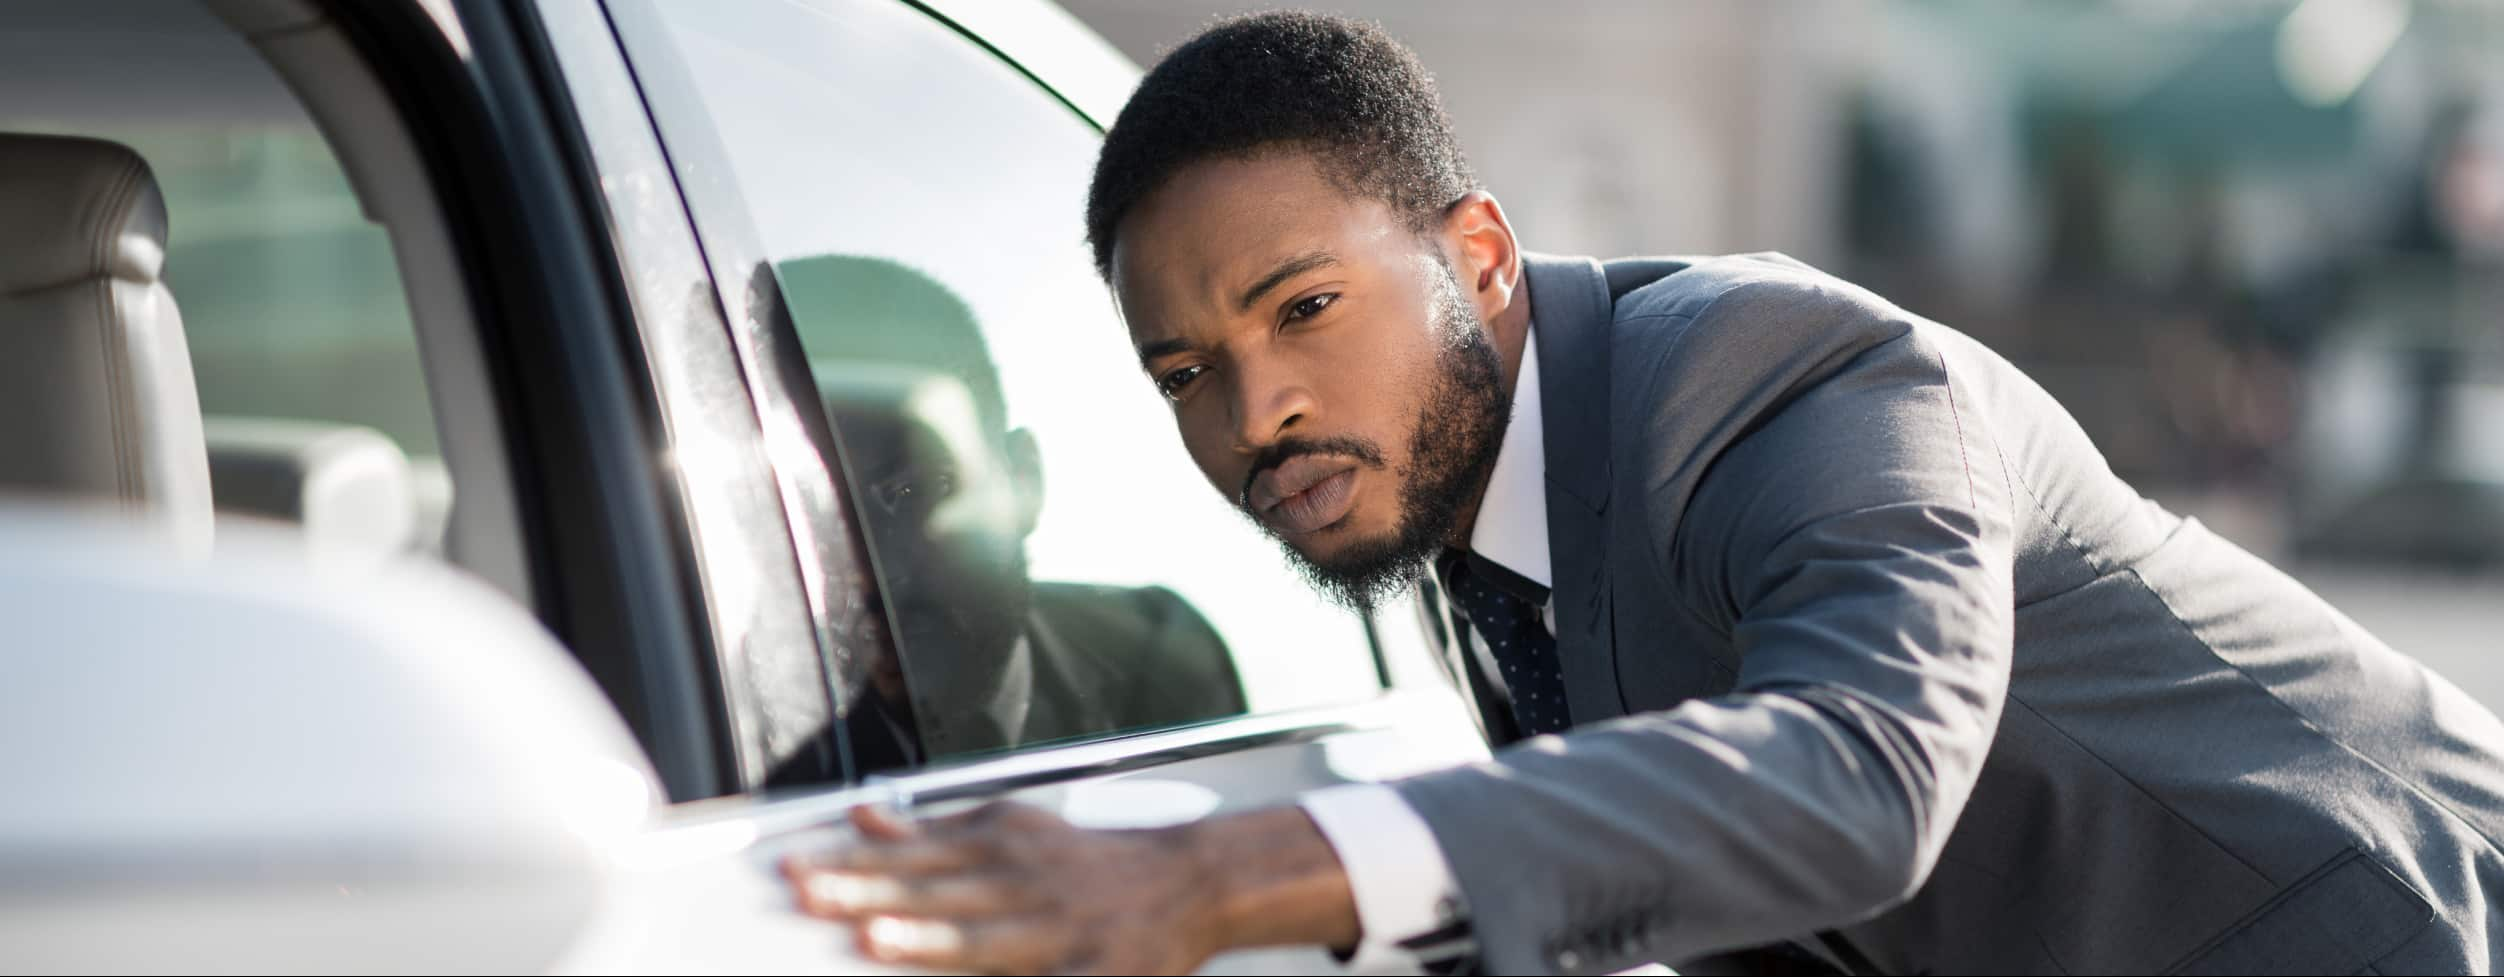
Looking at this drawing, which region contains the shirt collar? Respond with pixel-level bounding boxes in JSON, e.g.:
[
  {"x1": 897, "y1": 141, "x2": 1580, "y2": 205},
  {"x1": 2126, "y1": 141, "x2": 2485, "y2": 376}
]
[{"x1": 1466, "y1": 321, "x2": 1551, "y2": 591}]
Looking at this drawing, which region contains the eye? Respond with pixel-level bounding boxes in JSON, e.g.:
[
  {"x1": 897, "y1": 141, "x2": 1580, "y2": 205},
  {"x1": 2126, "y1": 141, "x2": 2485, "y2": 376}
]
[
  {"x1": 869, "y1": 468, "x2": 959, "y2": 514},
  {"x1": 1155, "y1": 364, "x2": 1208, "y2": 402},
  {"x1": 870, "y1": 474, "x2": 917, "y2": 512},
  {"x1": 1286, "y1": 292, "x2": 1338, "y2": 322}
]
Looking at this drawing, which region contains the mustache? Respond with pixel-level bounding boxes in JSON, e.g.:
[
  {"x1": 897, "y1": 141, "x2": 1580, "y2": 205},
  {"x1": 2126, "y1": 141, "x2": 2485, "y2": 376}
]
[{"x1": 1239, "y1": 435, "x2": 1388, "y2": 511}]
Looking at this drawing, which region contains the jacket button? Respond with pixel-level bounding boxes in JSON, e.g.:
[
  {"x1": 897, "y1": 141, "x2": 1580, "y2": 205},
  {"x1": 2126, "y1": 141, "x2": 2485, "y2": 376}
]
[{"x1": 1556, "y1": 948, "x2": 1582, "y2": 970}]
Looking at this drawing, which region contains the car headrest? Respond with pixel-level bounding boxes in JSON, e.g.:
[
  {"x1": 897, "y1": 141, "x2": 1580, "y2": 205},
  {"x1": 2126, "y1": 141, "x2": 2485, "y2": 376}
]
[
  {"x1": 204, "y1": 417, "x2": 417, "y2": 560},
  {"x1": 0, "y1": 133, "x2": 212, "y2": 549}
]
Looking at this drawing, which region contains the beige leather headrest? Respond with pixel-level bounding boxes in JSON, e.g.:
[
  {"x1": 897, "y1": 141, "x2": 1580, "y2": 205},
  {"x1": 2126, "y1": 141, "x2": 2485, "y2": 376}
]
[{"x1": 0, "y1": 133, "x2": 212, "y2": 549}]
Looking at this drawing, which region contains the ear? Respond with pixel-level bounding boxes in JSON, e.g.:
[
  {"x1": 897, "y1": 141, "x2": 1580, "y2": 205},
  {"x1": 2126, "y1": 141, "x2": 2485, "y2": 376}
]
[
  {"x1": 1002, "y1": 427, "x2": 1045, "y2": 539},
  {"x1": 1440, "y1": 191, "x2": 1522, "y2": 323}
]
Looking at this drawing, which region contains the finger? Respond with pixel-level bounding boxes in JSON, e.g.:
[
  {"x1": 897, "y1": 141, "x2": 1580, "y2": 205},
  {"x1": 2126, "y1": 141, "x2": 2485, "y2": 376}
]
[
  {"x1": 913, "y1": 799, "x2": 1063, "y2": 840},
  {"x1": 858, "y1": 914, "x2": 1065, "y2": 974},
  {"x1": 850, "y1": 802, "x2": 920, "y2": 842},
  {"x1": 785, "y1": 837, "x2": 983, "y2": 883},
  {"x1": 795, "y1": 869, "x2": 1044, "y2": 920}
]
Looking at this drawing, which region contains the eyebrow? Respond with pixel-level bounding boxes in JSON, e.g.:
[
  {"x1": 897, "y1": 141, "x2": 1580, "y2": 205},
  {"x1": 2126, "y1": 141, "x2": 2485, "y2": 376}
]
[
  {"x1": 1134, "y1": 250, "x2": 1344, "y2": 369},
  {"x1": 1136, "y1": 336, "x2": 1194, "y2": 369},
  {"x1": 1235, "y1": 249, "x2": 1340, "y2": 313}
]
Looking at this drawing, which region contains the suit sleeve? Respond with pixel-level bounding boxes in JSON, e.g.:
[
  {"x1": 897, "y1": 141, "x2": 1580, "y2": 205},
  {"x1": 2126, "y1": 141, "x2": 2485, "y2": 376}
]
[{"x1": 1389, "y1": 272, "x2": 2017, "y2": 974}]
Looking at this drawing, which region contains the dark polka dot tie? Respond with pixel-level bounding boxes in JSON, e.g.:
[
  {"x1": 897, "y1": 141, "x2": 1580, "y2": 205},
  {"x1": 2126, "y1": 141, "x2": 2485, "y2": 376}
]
[{"x1": 1440, "y1": 553, "x2": 1572, "y2": 736}]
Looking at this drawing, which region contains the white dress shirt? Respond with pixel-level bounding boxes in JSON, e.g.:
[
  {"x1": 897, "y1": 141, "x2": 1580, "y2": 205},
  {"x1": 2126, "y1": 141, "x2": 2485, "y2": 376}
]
[{"x1": 1300, "y1": 328, "x2": 1551, "y2": 973}]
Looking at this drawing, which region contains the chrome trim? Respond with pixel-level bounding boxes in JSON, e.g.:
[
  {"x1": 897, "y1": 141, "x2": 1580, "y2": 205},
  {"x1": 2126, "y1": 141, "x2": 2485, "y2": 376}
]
[
  {"x1": 660, "y1": 690, "x2": 1433, "y2": 840},
  {"x1": 868, "y1": 718, "x2": 1354, "y2": 809}
]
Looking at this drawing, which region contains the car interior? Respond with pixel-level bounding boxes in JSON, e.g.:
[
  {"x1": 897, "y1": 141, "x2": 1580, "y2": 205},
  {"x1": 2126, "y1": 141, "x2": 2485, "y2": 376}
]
[
  {"x1": 3, "y1": 0, "x2": 923, "y2": 803},
  {"x1": 0, "y1": 0, "x2": 530, "y2": 596},
  {"x1": 0, "y1": 131, "x2": 216, "y2": 551}
]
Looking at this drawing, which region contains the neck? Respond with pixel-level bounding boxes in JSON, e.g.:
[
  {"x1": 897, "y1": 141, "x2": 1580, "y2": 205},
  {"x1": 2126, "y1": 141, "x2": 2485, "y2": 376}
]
[{"x1": 1444, "y1": 277, "x2": 1534, "y2": 549}]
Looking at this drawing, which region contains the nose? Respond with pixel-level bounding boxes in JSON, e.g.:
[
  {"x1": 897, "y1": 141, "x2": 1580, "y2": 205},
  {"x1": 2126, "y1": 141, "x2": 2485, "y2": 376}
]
[{"x1": 1227, "y1": 349, "x2": 1316, "y2": 455}]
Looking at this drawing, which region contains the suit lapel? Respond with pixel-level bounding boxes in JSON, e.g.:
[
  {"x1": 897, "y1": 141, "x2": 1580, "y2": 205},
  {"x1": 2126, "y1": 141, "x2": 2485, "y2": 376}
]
[{"x1": 1521, "y1": 253, "x2": 1627, "y2": 725}]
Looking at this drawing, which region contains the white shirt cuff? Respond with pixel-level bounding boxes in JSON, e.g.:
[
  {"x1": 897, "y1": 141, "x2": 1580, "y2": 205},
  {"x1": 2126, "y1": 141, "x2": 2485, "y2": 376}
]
[{"x1": 1298, "y1": 782, "x2": 1470, "y2": 973}]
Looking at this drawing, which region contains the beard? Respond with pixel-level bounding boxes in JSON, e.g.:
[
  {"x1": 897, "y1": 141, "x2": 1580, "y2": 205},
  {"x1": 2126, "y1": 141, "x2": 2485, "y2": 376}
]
[{"x1": 1258, "y1": 260, "x2": 1512, "y2": 612}]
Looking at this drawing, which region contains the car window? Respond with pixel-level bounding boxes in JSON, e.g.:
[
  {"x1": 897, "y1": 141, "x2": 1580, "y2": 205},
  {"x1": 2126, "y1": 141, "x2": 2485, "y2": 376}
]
[
  {"x1": 113, "y1": 130, "x2": 439, "y2": 460},
  {"x1": 618, "y1": 0, "x2": 1385, "y2": 768},
  {"x1": 2, "y1": 23, "x2": 447, "y2": 550}
]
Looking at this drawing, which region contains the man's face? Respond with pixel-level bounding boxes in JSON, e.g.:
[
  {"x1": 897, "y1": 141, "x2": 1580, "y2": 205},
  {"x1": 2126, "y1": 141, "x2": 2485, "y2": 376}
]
[
  {"x1": 1112, "y1": 153, "x2": 1511, "y2": 609},
  {"x1": 821, "y1": 368, "x2": 1039, "y2": 751}
]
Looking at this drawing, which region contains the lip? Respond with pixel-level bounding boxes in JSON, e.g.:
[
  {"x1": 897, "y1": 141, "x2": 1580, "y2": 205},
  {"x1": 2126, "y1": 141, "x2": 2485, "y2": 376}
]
[
  {"x1": 1260, "y1": 467, "x2": 1358, "y2": 536},
  {"x1": 1250, "y1": 454, "x2": 1348, "y2": 510}
]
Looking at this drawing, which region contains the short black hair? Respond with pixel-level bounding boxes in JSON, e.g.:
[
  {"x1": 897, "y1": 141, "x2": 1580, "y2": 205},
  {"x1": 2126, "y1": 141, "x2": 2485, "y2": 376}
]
[
  {"x1": 1085, "y1": 11, "x2": 1479, "y2": 279},
  {"x1": 777, "y1": 253, "x2": 1008, "y2": 435}
]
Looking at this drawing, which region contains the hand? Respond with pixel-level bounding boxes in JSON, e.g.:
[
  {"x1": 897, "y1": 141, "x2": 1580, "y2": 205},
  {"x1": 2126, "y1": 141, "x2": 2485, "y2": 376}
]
[{"x1": 783, "y1": 801, "x2": 1230, "y2": 975}]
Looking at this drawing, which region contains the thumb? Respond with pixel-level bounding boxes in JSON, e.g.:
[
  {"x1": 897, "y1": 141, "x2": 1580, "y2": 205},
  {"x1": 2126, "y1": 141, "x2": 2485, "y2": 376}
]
[{"x1": 850, "y1": 802, "x2": 920, "y2": 842}]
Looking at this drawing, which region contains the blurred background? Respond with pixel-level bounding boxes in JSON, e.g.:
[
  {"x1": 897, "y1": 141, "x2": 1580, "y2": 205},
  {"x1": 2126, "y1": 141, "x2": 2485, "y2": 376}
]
[
  {"x1": 1063, "y1": 0, "x2": 2504, "y2": 694},
  {"x1": 19, "y1": 0, "x2": 2495, "y2": 706}
]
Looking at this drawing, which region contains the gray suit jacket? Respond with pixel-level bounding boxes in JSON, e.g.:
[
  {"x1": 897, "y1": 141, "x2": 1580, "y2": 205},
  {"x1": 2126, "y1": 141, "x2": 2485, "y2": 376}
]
[{"x1": 1394, "y1": 252, "x2": 2504, "y2": 975}]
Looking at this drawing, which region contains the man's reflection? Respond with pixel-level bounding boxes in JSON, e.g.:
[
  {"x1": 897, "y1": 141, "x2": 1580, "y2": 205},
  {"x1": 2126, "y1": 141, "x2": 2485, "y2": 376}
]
[{"x1": 782, "y1": 255, "x2": 1246, "y2": 770}]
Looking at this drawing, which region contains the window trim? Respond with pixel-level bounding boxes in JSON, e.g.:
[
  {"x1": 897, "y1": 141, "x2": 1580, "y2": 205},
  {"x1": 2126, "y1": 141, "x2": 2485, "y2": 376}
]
[
  {"x1": 314, "y1": 0, "x2": 735, "y2": 800},
  {"x1": 576, "y1": 0, "x2": 889, "y2": 789},
  {"x1": 901, "y1": 0, "x2": 1139, "y2": 131},
  {"x1": 523, "y1": 0, "x2": 869, "y2": 793},
  {"x1": 599, "y1": 0, "x2": 957, "y2": 782},
  {"x1": 663, "y1": 687, "x2": 1463, "y2": 839}
]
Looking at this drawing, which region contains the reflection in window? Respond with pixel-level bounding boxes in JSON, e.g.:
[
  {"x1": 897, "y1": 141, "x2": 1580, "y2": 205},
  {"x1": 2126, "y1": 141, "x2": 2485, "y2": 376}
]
[
  {"x1": 792, "y1": 256, "x2": 1244, "y2": 761},
  {"x1": 637, "y1": 0, "x2": 1383, "y2": 769}
]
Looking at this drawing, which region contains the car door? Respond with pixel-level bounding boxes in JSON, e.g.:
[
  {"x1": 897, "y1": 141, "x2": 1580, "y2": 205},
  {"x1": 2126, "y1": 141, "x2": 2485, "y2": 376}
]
[
  {"x1": 0, "y1": 1, "x2": 851, "y2": 969},
  {"x1": 523, "y1": 0, "x2": 1493, "y2": 971}
]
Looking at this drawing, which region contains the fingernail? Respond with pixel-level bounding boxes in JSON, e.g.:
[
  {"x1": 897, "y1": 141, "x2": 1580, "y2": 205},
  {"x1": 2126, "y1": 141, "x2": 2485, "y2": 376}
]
[
  {"x1": 866, "y1": 916, "x2": 961, "y2": 956},
  {"x1": 805, "y1": 872, "x2": 905, "y2": 910}
]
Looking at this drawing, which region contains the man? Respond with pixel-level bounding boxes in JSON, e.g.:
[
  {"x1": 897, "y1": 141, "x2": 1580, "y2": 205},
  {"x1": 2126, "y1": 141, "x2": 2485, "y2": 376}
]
[
  {"x1": 773, "y1": 254, "x2": 1245, "y2": 775},
  {"x1": 783, "y1": 13, "x2": 2504, "y2": 975}
]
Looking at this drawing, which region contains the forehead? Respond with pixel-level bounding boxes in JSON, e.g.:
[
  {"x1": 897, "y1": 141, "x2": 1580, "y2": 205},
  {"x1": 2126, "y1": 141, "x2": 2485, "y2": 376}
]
[{"x1": 1110, "y1": 153, "x2": 1408, "y2": 324}]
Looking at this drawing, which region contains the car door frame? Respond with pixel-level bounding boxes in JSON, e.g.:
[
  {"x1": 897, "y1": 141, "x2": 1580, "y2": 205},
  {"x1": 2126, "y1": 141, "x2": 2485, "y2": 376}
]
[{"x1": 310, "y1": 0, "x2": 758, "y2": 800}]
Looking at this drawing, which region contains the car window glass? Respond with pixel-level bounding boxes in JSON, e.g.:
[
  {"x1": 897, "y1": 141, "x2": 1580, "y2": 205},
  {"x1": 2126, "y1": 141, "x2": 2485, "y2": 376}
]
[{"x1": 627, "y1": 0, "x2": 1384, "y2": 767}]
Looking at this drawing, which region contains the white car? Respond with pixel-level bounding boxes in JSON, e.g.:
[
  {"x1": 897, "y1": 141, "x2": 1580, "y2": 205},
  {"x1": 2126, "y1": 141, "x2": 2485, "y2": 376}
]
[{"x1": 0, "y1": 0, "x2": 1487, "y2": 971}]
